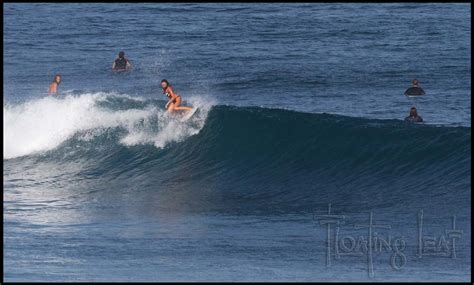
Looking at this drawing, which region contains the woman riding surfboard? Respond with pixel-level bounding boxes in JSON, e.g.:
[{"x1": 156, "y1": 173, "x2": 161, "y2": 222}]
[{"x1": 161, "y1": 79, "x2": 193, "y2": 113}]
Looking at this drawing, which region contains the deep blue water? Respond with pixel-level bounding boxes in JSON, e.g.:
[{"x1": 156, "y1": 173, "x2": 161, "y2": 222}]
[{"x1": 3, "y1": 3, "x2": 471, "y2": 282}]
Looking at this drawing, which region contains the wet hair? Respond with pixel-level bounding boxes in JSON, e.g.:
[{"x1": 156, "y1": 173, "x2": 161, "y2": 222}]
[
  {"x1": 412, "y1": 79, "x2": 419, "y2": 85},
  {"x1": 53, "y1": 74, "x2": 61, "y2": 84},
  {"x1": 119, "y1": 51, "x2": 125, "y2": 58},
  {"x1": 161, "y1": 79, "x2": 170, "y2": 89},
  {"x1": 410, "y1": 107, "x2": 418, "y2": 117}
]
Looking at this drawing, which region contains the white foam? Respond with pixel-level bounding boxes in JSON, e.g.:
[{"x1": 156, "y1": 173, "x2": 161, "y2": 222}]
[
  {"x1": 3, "y1": 93, "x2": 212, "y2": 159},
  {"x1": 120, "y1": 94, "x2": 213, "y2": 149}
]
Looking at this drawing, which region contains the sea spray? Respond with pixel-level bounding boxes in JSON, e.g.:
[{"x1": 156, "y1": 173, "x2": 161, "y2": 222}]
[{"x1": 3, "y1": 93, "x2": 212, "y2": 159}]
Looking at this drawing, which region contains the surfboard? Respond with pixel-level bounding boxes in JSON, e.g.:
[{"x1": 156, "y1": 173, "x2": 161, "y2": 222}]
[
  {"x1": 404, "y1": 87, "x2": 425, "y2": 97},
  {"x1": 178, "y1": 108, "x2": 198, "y2": 122}
]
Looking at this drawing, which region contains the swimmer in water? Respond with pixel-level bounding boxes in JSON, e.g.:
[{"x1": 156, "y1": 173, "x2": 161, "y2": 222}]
[
  {"x1": 48, "y1": 74, "x2": 62, "y2": 95},
  {"x1": 404, "y1": 79, "x2": 426, "y2": 96},
  {"x1": 112, "y1": 51, "x2": 132, "y2": 71},
  {"x1": 405, "y1": 107, "x2": 423, "y2": 123},
  {"x1": 161, "y1": 79, "x2": 193, "y2": 113}
]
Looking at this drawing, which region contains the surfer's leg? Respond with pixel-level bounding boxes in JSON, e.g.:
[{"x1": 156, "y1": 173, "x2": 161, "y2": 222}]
[
  {"x1": 175, "y1": 106, "x2": 193, "y2": 111},
  {"x1": 174, "y1": 96, "x2": 183, "y2": 107},
  {"x1": 167, "y1": 103, "x2": 176, "y2": 112},
  {"x1": 173, "y1": 96, "x2": 192, "y2": 111}
]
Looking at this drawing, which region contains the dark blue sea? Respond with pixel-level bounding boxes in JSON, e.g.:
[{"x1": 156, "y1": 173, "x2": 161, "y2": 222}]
[{"x1": 3, "y1": 3, "x2": 471, "y2": 282}]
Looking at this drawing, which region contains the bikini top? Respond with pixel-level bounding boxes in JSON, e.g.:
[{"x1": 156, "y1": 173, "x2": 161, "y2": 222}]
[{"x1": 163, "y1": 87, "x2": 174, "y2": 99}]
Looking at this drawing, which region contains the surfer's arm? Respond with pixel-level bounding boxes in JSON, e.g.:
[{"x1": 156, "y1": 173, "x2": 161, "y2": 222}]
[
  {"x1": 165, "y1": 95, "x2": 177, "y2": 108},
  {"x1": 126, "y1": 60, "x2": 132, "y2": 70},
  {"x1": 165, "y1": 95, "x2": 176, "y2": 109}
]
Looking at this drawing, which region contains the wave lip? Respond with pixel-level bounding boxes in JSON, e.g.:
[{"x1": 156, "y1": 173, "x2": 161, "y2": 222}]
[{"x1": 3, "y1": 93, "x2": 210, "y2": 160}]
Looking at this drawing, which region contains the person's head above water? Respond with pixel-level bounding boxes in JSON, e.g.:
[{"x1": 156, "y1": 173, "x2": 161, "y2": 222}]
[
  {"x1": 161, "y1": 79, "x2": 170, "y2": 89},
  {"x1": 409, "y1": 107, "x2": 418, "y2": 117},
  {"x1": 412, "y1": 79, "x2": 419, "y2": 87},
  {"x1": 118, "y1": 51, "x2": 125, "y2": 59},
  {"x1": 53, "y1": 74, "x2": 61, "y2": 84}
]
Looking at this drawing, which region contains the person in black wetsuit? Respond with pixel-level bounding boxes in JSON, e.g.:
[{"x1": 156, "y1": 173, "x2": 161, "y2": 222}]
[
  {"x1": 404, "y1": 79, "x2": 425, "y2": 96},
  {"x1": 405, "y1": 107, "x2": 423, "y2": 123},
  {"x1": 112, "y1": 51, "x2": 132, "y2": 71}
]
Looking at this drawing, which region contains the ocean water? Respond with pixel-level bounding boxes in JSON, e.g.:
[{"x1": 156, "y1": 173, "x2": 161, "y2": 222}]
[{"x1": 3, "y1": 3, "x2": 471, "y2": 282}]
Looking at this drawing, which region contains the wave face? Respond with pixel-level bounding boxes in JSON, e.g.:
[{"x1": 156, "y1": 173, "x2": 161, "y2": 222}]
[{"x1": 3, "y1": 93, "x2": 471, "y2": 214}]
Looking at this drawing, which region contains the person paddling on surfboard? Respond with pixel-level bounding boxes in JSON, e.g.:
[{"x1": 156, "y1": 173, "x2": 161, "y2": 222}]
[
  {"x1": 112, "y1": 51, "x2": 132, "y2": 72},
  {"x1": 404, "y1": 79, "x2": 425, "y2": 96},
  {"x1": 161, "y1": 79, "x2": 193, "y2": 113},
  {"x1": 405, "y1": 106, "x2": 423, "y2": 123}
]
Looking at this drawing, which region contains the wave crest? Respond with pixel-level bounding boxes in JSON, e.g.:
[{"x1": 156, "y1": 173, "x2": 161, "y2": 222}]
[{"x1": 3, "y1": 93, "x2": 211, "y2": 159}]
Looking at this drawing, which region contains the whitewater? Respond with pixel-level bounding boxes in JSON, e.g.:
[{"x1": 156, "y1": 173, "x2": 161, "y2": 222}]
[
  {"x1": 4, "y1": 3, "x2": 470, "y2": 282},
  {"x1": 4, "y1": 93, "x2": 211, "y2": 159}
]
